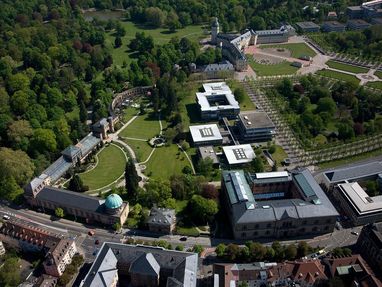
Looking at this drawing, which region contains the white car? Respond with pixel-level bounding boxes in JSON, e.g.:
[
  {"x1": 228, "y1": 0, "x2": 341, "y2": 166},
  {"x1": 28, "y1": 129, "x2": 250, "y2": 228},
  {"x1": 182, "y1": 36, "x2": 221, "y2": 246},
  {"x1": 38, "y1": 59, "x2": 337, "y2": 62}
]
[
  {"x1": 351, "y1": 231, "x2": 359, "y2": 236},
  {"x1": 2, "y1": 215, "x2": 10, "y2": 220}
]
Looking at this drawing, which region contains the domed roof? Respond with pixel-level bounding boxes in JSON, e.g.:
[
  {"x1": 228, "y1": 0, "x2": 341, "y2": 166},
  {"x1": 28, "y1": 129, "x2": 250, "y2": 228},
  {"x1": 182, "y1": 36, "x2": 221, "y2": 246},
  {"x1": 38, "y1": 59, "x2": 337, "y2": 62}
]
[{"x1": 105, "y1": 194, "x2": 123, "y2": 209}]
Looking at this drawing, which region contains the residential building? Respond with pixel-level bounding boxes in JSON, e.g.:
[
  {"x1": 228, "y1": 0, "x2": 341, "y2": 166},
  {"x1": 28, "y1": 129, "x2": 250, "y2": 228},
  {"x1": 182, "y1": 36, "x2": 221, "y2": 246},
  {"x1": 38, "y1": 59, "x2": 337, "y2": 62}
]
[
  {"x1": 0, "y1": 218, "x2": 77, "y2": 277},
  {"x1": 347, "y1": 19, "x2": 372, "y2": 30},
  {"x1": 223, "y1": 144, "x2": 255, "y2": 166},
  {"x1": 213, "y1": 262, "x2": 277, "y2": 287},
  {"x1": 82, "y1": 243, "x2": 198, "y2": 287},
  {"x1": 322, "y1": 21, "x2": 346, "y2": 32},
  {"x1": 295, "y1": 22, "x2": 321, "y2": 33},
  {"x1": 347, "y1": 1, "x2": 382, "y2": 19},
  {"x1": 371, "y1": 17, "x2": 382, "y2": 24},
  {"x1": 190, "y1": 124, "x2": 223, "y2": 146},
  {"x1": 196, "y1": 82, "x2": 240, "y2": 120},
  {"x1": 357, "y1": 223, "x2": 382, "y2": 275},
  {"x1": 317, "y1": 161, "x2": 382, "y2": 192},
  {"x1": 327, "y1": 11, "x2": 338, "y2": 20},
  {"x1": 221, "y1": 169, "x2": 338, "y2": 240},
  {"x1": 25, "y1": 187, "x2": 129, "y2": 226},
  {"x1": 236, "y1": 111, "x2": 275, "y2": 142},
  {"x1": 202, "y1": 60, "x2": 235, "y2": 79},
  {"x1": 147, "y1": 207, "x2": 176, "y2": 234},
  {"x1": 323, "y1": 255, "x2": 382, "y2": 287},
  {"x1": 214, "y1": 259, "x2": 327, "y2": 287},
  {"x1": 198, "y1": 146, "x2": 220, "y2": 166},
  {"x1": 334, "y1": 182, "x2": 382, "y2": 225},
  {"x1": 347, "y1": 6, "x2": 364, "y2": 19}
]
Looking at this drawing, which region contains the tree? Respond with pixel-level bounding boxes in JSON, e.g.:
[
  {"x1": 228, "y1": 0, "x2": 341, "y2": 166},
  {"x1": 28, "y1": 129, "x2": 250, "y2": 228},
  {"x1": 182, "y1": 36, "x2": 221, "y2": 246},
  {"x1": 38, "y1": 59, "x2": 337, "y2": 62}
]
[
  {"x1": 113, "y1": 222, "x2": 121, "y2": 231},
  {"x1": 55, "y1": 207, "x2": 64, "y2": 218},
  {"x1": 192, "y1": 244, "x2": 204, "y2": 255},
  {"x1": 175, "y1": 245, "x2": 184, "y2": 251},
  {"x1": 125, "y1": 159, "x2": 139, "y2": 202},
  {"x1": 138, "y1": 179, "x2": 172, "y2": 207},
  {"x1": 316, "y1": 97, "x2": 336, "y2": 115},
  {"x1": 68, "y1": 175, "x2": 87, "y2": 192},
  {"x1": 114, "y1": 36, "x2": 122, "y2": 48},
  {"x1": 30, "y1": 128, "x2": 57, "y2": 153},
  {"x1": 215, "y1": 243, "x2": 227, "y2": 258},
  {"x1": 251, "y1": 157, "x2": 264, "y2": 173},
  {"x1": 297, "y1": 241, "x2": 310, "y2": 258},
  {"x1": 226, "y1": 244, "x2": 241, "y2": 261},
  {"x1": 201, "y1": 184, "x2": 219, "y2": 200},
  {"x1": 7, "y1": 120, "x2": 33, "y2": 150},
  {"x1": 0, "y1": 257, "x2": 21, "y2": 286},
  {"x1": 188, "y1": 195, "x2": 218, "y2": 223},
  {"x1": 234, "y1": 87, "x2": 246, "y2": 104},
  {"x1": 284, "y1": 244, "x2": 297, "y2": 260},
  {"x1": 145, "y1": 7, "x2": 166, "y2": 27},
  {"x1": 196, "y1": 158, "x2": 214, "y2": 177},
  {"x1": 0, "y1": 147, "x2": 34, "y2": 186}
]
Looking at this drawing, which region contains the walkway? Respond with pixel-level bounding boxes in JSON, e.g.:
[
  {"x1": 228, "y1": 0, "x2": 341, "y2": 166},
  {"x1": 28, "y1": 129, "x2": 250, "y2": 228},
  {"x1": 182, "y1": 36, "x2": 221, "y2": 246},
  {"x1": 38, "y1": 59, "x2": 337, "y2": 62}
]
[{"x1": 177, "y1": 144, "x2": 196, "y2": 174}]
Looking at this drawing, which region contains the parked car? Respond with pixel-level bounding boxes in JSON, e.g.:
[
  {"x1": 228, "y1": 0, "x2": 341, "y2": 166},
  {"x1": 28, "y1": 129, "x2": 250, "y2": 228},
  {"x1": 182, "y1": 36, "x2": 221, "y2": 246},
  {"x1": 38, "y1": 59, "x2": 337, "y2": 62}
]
[
  {"x1": 351, "y1": 231, "x2": 359, "y2": 236},
  {"x1": 95, "y1": 239, "x2": 100, "y2": 245},
  {"x1": 179, "y1": 237, "x2": 187, "y2": 241},
  {"x1": 2, "y1": 215, "x2": 10, "y2": 220},
  {"x1": 88, "y1": 230, "x2": 95, "y2": 236}
]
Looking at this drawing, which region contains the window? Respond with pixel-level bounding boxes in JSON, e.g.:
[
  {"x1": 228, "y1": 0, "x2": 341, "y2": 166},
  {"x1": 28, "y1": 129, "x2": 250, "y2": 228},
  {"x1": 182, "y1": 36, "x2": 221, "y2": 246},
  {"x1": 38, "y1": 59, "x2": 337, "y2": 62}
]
[
  {"x1": 242, "y1": 232, "x2": 246, "y2": 238},
  {"x1": 314, "y1": 220, "x2": 319, "y2": 225},
  {"x1": 267, "y1": 223, "x2": 271, "y2": 228},
  {"x1": 253, "y1": 232, "x2": 258, "y2": 236},
  {"x1": 324, "y1": 226, "x2": 329, "y2": 231},
  {"x1": 266, "y1": 230, "x2": 270, "y2": 235},
  {"x1": 255, "y1": 224, "x2": 259, "y2": 229},
  {"x1": 243, "y1": 225, "x2": 247, "y2": 230}
]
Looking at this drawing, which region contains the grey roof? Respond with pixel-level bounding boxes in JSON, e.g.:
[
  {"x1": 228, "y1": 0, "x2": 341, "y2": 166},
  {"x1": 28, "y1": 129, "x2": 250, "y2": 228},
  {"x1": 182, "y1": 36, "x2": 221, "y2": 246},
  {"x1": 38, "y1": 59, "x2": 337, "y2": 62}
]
[
  {"x1": 129, "y1": 253, "x2": 160, "y2": 276},
  {"x1": 238, "y1": 111, "x2": 275, "y2": 130},
  {"x1": 296, "y1": 21, "x2": 321, "y2": 29},
  {"x1": 36, "y1": 186, "x2": 105, "y2": 213},
  {"x1": 82, "y1": 243, "x2": 198, "y2": 287},
  {"x1": 198, "y1": 146, "x2": 219, "y2": 164},
  {"x1": 203, "y1": 61, "x2": 234, "y2": 72},
  {"x1": 42, "y1": 156, "x2": 72, "y2": 183},
  {"x1": 148, "y1": 207, "x2": 176, "y2": 226},
  {"x1": 84, "y1": 247, "x2": 118, "y2": 287},
  {"x1": 77, "y1": 134, "x2": 101, "y2": 156},
  {"x1": 222, "y1": 170, "x2": 255, "y2": 205},
  {"x1": 322, "y1": 21, "x2": 346, "y2": 28},
  {"x1": 225, "y1": 169, "x2": 339, "y2": 225},
  {"x1": 324, "y1": 162, "x2": 382, "y2": 183},
  {"x1": 61, "y1": 145, "x2": 81, "y2": 158}
]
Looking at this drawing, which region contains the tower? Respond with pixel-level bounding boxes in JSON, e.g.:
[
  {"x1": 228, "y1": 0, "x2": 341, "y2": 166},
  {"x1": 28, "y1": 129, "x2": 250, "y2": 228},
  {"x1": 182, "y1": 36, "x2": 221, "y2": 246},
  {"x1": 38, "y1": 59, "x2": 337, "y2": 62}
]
[{"x1": 211, "y1": 17, "x2": 219, "y2": 44}]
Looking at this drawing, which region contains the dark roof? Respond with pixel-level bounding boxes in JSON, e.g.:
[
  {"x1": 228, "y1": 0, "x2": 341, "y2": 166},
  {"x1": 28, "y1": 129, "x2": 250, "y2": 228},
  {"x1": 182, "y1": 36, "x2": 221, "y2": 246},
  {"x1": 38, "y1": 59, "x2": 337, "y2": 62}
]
[
  {"x1": 324, "y1": 162, "x2": 382, "y2": 183},
  {"x1": 238, "y1": 111, "x2": 275, "y2": 130},
  {"x1": 61, "y1": 145, "x2": 81, "y2": 158},
  {"x1": 36, "y1": 186, "x2": 105, "y2": 213},
  {"x1": 129, "y1": 253, "x2": 160, "y2": 276},
  {"x1": 82, "y1": 243, "x2": 198, "y2": 287},
  {"x1": 148, "y1": 207, "x2": 176, "y2": 226},
  {"x1": 296, "y1": 21, "x2": 320, "y2": 29}
]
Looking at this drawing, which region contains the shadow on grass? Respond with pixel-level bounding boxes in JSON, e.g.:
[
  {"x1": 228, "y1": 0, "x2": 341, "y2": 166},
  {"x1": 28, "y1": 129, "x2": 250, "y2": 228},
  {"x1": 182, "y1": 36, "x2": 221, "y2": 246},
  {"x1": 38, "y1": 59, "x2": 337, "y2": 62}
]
[
  {"x1": 160, "y1": 30, "x2": 176, "y2": 35},
  {"x1": 185, "y1": 103, "x2": 201, "y2": 123}
]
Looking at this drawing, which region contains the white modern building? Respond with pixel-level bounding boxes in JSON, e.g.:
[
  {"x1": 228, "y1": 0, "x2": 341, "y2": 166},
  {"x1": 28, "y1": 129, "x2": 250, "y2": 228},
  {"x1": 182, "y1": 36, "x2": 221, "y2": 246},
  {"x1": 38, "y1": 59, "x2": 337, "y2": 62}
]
[
  {"x1": 223, "y1": 144, "x2": 255, "y2": 166},
  {"x1": 196, "y1": 82, "x2": 240, "y2": 120},
  {"x1": 335, "y1": 182, "x2": 382, "y2": 225},
  {"x1": 190, "y1": 124, "x2": 223, "y2": 146}
]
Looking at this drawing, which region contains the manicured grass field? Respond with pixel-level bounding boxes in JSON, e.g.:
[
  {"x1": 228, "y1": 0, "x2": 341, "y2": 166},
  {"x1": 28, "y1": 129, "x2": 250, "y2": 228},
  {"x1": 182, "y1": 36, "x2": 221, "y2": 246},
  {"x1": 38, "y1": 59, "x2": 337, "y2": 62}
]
[
  {"x1": 122, "y1": 107, "x2": 139, "y2": 122},
  {"x1": 326, "y1": 60, "x2": 369, "y2": 74},
  {"x1": 259, "y1": 43, "x2": 316, "y2": 58},
  {"x1": 145, "y1": 145, "x2": 191, "y2": 179},
  {"x1": 105, "y1": 21, "x2": 206, "y2": 66},
  {"x1": 247, "y1": 57, "x2": 299, "y2": 76},
  {"x1": 366, "y1": 81, "x2": 382, "y2": 90},
  {"x1": 271, "y1": 145, "x2": 288, "y2": 164},
  {"x1": 318, "y1": 148, "x2": 382, "y2": 169},
  {"x1": 80, "y1": 144, "x2": 126, "y2": 190},
  {"x1": 375, "y1": 71, "x2": 382, "y2": 79},
  {"x1": 124, "y1": 139, "x2": 153, "y2": 163},
  {"x1": 119, "y1": 112, "x2": 161, "y2": 139},
  {"x1": 316, "y1": 69, "x2": 360, "y2": 85},
  {"x1": 226, "y1": 80, "x2": 256, "y2": 111}
]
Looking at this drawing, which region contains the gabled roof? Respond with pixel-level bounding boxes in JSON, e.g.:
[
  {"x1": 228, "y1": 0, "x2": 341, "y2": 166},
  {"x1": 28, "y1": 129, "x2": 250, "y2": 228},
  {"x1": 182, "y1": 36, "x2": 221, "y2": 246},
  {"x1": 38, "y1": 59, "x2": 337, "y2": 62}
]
[
  {"x1": 36, "y1": 186, "x2": 105, "y2": 213},
  {"x1": 324, "y1": 162, "x2": 382, "y2": 183},
  {"x1": 61, "y1": 145, "x2": 81, "y2": 158},
  {"x1": 129, "y1": 253, "x2": 160, "y2": 276},
  {"x1": 148, "y1": 207, "x2": 176, "y2": 226}
]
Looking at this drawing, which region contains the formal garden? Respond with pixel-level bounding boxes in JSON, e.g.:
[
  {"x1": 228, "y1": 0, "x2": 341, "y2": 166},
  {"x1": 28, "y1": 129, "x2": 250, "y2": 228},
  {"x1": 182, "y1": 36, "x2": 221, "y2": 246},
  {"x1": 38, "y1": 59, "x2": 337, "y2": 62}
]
[
  {"x1": 325, "y1": 60, "x2": 369, "y2": 74},
  {"x1": 259, "y1": 42, "x2": 316, "y2": 59}
]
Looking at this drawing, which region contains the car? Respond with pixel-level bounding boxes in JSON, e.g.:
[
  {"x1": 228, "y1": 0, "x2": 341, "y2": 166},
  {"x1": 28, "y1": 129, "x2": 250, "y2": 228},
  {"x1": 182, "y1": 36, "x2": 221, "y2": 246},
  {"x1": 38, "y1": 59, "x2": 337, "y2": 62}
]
[
  {"x1": 2, "y1": 215, "x2": 10, "y2": 220},
  {"x1": 351, "y1": 231, "x2": 359, "y2": 236},
  {"x1": 88, "y1": 230, "x2": 95, "y2": 236},
  {"x1": 179, "y1": 237, "x2": 187, "y2": 241},
  {"x1": 95, "y1": 239, "x2": 100, "y2": 245}
]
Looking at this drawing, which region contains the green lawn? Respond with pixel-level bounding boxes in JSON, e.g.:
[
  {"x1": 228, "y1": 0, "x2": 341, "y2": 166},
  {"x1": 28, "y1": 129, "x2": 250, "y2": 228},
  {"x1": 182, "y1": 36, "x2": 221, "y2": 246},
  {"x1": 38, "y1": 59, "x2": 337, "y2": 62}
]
[
  {"x1": 124, "y1": 139, "x2": 153, "y2": 163},
  {"x1": 247, "y1": 57, "x2": 299, "y2": 76},
  {"x1": 326, "y1": 60, "x2": 369, "y2": 74},
  {"x1": 226, "y1": 80, "x2": 256, "y2": 111},
  {"x1": 316, "y1": 69, "x2": 360, "y2": 85},
  {"x1": 259, "y1": 42, "x2": 316, "y2": 58},
  {"x1": 271, "y1": 145, "x2": 288, "y2": 164},
  {"x1": 105, "y1": 21, "x2": 205, "y2": 66},
  {"x1": 119, "y1": 112, "x2": 161, "y2": 139},
  {"x1": 175, "y1": 226, "x2": 200, "y2": 237},
  {"x1": 318, "y1": 148, "x2": 382, "y2": 169},
  {"x1": 144, "y1": 144, "x2": 191, "y2": 179},
  {"x1": 366, "y1": 81, "x2": 382, "y2": 90},
  {"x1": 80, "y1": 144, "x2": 126, "y2": 190},
  {"x1": 374, "y1": 71, "x2": 382, "y2": 79},
  {"x1": 122, "y1": 107, "x2": 139, "y2": 122}
]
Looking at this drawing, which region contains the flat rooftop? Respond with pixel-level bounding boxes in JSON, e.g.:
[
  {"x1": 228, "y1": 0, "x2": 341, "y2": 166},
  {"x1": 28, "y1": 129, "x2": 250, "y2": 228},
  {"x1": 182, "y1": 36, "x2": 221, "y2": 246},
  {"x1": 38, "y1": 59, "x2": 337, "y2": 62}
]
[
  {"x1": 202, "y1": 82, "x2": 231, "y2": 93},
  {"x1": 223, "y1": 144, "x2": 255, "y2": 165},
  {"x1": 190, "y1": 124, "x2": 223, "y2": 143},
  {"x1": 323, "y1": 21, "x2": 346, "y2": 27},
  {"x1": 198, "y1": 146, "x2": 219, "y2": 164},
  {"x1": 197, "y1": 82, "x2": 239, "y2": 112},
  {"x1": 239, "y1": 111, "x2": 275, "y2": 130},
  {"x1": 296, "y1": 21, "x2": 321, "y2": 29},
  {"x1": 338, "y1": 182, "x2": 382, "y2": 215},
  {"x1": 347, "y1": 19, "x2": 371, "y2": 25}
]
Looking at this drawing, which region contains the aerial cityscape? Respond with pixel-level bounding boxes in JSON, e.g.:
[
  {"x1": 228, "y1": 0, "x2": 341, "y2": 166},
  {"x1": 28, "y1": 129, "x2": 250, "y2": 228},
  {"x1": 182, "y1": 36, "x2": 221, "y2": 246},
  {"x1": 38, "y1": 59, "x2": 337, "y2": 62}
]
[{"x1": 0, "y1": 0, "x2": 382, "y2": 286}]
